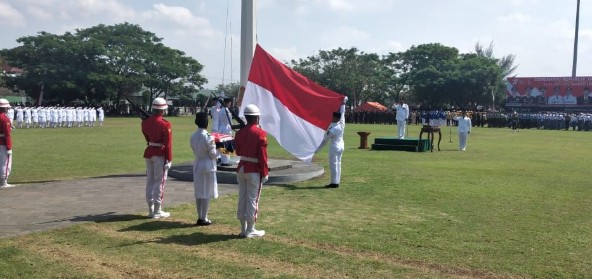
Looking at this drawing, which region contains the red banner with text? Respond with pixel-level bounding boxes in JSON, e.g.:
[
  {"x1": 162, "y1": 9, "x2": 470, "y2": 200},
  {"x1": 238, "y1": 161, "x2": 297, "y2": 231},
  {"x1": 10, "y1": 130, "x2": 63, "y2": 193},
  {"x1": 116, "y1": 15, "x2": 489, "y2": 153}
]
[{"x1": 506, "y1": 77, "x2": 592, "y2": 106}]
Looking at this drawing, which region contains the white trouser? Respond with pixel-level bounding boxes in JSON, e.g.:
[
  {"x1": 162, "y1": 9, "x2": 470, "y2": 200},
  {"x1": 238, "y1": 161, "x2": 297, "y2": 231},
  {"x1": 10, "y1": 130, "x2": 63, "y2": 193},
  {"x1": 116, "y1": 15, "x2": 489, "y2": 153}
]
[
  {"x1": 458, "y1": 132, "x2": 469, "y2": 150},
  {"x1": 329, "y1": 146, "x2": 343, "y2": 184},
  {"x1": 0, "y1": 146, "x2": 12, "y2": 179},
  {"x1": 397, "y1": 120, "x2": 406, "y2": 139},
  {"x1": 236, "y1": 166, "x2": 262, "y2": 223},
  {"x1": 196, "y1": 198, "x2": 210, "y2": 220},
  {"x1": 145, "y1": 156, "x2": 168, "y2": 206}
]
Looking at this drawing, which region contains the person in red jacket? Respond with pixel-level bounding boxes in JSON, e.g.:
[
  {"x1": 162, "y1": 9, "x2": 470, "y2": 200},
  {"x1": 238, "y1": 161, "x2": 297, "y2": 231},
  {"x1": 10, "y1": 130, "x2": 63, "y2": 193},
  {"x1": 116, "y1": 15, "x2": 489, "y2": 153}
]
[
  {"x1": 234, "y1": 104, "x2": 268, "y2": 238},
  {"x1": 142, "y1": 97, "x2": 173, "y2": 218},
  {"x1": 0, "y1": 99, "x2": 13, "y2": 189}
]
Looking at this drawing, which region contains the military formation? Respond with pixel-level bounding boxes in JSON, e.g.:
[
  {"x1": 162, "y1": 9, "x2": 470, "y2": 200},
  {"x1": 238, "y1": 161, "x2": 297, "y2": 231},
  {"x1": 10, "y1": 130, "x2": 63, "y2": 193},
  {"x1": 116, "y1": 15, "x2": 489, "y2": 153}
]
[
  {"x1": 345, "y1": 108, "x2": 592, "y2": 132},
  {"x1": 6, "y1": 105, "x2": 105, "y2": 129}
]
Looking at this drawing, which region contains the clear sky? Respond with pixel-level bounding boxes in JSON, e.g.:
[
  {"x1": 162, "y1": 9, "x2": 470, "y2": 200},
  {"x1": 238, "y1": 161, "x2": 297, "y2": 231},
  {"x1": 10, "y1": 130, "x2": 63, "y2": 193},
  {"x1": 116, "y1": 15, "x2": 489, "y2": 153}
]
[{"x1": 0, "y1": 0, "x2": 590, "y2": 88}]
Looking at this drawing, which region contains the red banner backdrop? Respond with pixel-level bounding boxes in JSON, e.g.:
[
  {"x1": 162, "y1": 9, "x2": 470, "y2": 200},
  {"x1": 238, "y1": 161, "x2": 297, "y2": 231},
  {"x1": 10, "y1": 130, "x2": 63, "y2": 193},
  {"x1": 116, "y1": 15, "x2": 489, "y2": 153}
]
[{"x1": 506, "y1": 77, "x2": 592, "y2": 106}]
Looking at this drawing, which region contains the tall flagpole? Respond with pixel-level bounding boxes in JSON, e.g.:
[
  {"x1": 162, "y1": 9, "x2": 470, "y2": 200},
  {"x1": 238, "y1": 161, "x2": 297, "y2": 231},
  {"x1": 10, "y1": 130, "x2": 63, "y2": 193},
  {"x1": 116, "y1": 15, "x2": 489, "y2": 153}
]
[
  {"x1": 572, "y1": 0, "x2": 581, "y2": 77},
  {"x1": 238, "y1": 0, "x2": 256, "y2": 107}
]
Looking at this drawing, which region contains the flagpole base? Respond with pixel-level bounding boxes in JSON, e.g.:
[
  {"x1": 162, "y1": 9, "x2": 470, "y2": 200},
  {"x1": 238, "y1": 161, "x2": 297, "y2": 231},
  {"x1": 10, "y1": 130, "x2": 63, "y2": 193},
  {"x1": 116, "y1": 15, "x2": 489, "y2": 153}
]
[{"x1": 168, "y1": 159, "x2": 324, "y2": 184}]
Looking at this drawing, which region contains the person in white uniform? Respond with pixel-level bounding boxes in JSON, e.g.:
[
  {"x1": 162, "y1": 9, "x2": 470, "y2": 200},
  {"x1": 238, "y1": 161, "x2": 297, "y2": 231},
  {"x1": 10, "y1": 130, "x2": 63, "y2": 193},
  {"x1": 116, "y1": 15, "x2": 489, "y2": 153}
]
[
  {"x1": 23, "y1": 106, "x2": 31, "y2": 129},
  {"x1": 7, "y1": 107, "x2": 14, "y2": 128},
  {"x1": 217, "y1": 98, "x2": 234, "y2": 166},
  {"x1": 15, "y1": 106, "x2": 23, "y2": 129},
  {"x1": 38, "y1": 107, "x2": 46, "y2": 128},
  {"x1": 454, "y1": 110, "x2": 472, "y2": 151},
  {"x1": 392, "y1": 99, "x2": 409, "y2": 139},
  {"x1": 316, "y1": 97, "x2": 347, "y2": 188},
  {"x1": 209, "y1": 100, "x2": 220, "y2": 133},
  {"x1": 97, "y1": 106, "x2": 105, "y2": 126},
  {"x1": 31, "y1": 106, "x2": 38, "y2": 128},
  {"x1": 190, "y1": 112, "x2": 218, "y2": 226}
]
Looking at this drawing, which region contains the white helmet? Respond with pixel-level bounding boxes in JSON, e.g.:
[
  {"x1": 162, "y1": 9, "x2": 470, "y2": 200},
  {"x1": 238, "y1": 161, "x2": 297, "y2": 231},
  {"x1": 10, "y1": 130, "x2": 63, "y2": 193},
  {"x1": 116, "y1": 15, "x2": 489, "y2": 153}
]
[
  {"x1": 243, "y1": 104, "x2": 260, "y2": 116},
  {"x1": 151, "y1": 97, "x2": 168, "y2": 110},
  {"x1": 0, "y1": 99, "x2": 10, "y2": 108}
]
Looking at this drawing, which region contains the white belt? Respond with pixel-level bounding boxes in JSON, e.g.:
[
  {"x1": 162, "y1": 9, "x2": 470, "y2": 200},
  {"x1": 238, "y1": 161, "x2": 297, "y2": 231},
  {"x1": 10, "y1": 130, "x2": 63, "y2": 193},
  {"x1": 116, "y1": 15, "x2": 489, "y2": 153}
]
[
  {"x1": 240, "y1": 156, "x2": 259, "y2": 163},
  {"x1": 148, "y1": 142, "x2": 163, "y2": 147}
]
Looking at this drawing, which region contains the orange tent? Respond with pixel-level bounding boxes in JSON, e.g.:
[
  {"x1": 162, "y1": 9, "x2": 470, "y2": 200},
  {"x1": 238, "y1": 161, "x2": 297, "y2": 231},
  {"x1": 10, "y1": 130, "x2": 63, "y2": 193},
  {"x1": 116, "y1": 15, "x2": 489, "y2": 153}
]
[{"x1": 354, "y1": 102, "x2": 387, "y2": 112}]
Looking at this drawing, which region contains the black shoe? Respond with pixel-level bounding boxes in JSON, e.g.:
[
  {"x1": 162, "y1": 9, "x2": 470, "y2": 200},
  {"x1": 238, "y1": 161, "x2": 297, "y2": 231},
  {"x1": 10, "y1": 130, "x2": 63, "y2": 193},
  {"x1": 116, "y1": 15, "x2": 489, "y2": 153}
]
[
  {"x1": 220, "y1": 163, "x2": 232, "y2": 167},
  {"x1": 196, "y1": 219, "x2": 213, "y2": 226},
  {"x1": 324, "y1": 184, "x2": 339, "y2": 188}
]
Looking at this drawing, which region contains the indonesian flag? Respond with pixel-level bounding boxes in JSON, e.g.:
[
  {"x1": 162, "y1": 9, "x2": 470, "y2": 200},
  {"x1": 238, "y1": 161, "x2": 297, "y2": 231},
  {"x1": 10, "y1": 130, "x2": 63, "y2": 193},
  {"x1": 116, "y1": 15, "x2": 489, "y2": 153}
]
[{"x1": 241, "y1": 44, "x2": 345, "y2": 164}]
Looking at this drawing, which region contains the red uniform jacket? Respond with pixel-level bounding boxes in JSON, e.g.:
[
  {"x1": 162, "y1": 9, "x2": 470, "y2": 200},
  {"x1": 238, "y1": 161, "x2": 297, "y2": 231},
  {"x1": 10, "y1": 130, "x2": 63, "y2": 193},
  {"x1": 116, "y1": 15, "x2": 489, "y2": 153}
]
[
  {"x1": 234, "y1": 123, "x2": 268, "y2": 177},
  {"x1": 0, "y1": 112, "x2": 12, "y2": 150},
  {"x1": 141, "y1": 114, "x2": 172, "y2": 161}
]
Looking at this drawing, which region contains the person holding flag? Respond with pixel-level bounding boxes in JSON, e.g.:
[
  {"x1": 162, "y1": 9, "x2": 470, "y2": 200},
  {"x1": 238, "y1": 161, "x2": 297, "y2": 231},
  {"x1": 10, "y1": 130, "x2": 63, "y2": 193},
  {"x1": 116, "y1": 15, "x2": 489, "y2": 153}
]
[
  {"x1": 315, "y1": 97, "x2": 347, "y2": 188},
  {"x1": 240, "y1": 44, "x2": 345, "y2": 164},
  {"x1": 217, "y1": 98, "x2": 234, "y2": 166}
]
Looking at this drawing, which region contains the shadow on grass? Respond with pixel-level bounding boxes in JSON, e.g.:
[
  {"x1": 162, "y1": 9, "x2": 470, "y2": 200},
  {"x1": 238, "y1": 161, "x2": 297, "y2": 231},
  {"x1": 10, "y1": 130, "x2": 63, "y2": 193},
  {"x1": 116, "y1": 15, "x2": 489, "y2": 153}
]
[
  {"x1": 156, "y1": 232, "x2": 240, "y2": 246},
  {"x1": 274, "y1": 184, "x2": 330, "y2": 190},
  {"x1": 91, "y1": 173, "x2": 145, "y2": 179},
  {"x1": 118, "y1": 231, "x2": 240, "y2": 247},
  {"x1": 119, "y1": 220, "x2": 196, "y2": 232},
  {"x1": 37, "y1": 212, "x2": 147, "y2": 224}
]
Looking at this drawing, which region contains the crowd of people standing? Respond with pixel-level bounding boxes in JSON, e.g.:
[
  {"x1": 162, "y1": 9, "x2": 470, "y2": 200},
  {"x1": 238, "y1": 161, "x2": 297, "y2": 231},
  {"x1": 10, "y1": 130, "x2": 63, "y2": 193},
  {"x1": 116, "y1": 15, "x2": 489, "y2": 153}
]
[
  {"x1": 345, "y1": 108, "x2": 592, "y2": 131},
  {"x1": 6, "y1": 105, "x2": 104, "y2": 129}
]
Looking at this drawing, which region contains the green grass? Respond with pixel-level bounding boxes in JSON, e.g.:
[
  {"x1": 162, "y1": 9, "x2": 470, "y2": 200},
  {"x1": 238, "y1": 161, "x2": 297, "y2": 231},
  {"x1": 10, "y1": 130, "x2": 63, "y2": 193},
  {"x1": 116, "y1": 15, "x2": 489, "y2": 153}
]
[{"x1": 2, "y1": 117, "x2": 592, "y2": 278}]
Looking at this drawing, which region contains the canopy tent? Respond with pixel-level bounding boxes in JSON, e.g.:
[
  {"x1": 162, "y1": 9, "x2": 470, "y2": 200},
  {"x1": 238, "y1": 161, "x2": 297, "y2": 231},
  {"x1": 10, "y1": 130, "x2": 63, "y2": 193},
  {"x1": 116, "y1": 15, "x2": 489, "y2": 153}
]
[{"x1": 354, "y1": 102, "x2": 387, "y2": 112}]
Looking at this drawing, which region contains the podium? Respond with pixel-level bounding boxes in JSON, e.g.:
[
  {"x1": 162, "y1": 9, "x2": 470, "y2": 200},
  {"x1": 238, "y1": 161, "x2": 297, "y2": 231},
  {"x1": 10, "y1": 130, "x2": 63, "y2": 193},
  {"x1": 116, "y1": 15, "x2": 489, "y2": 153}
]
[{"x1": 419, "y1": 125, "x2": 441, "y2": 152}]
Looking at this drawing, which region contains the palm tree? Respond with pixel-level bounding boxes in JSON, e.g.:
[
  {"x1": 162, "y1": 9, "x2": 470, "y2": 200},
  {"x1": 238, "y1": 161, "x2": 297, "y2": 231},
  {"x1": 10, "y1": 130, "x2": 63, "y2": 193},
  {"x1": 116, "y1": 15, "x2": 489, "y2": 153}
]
[{"x1": 474, "y1": 41, "x2": 517, "y2": 77}]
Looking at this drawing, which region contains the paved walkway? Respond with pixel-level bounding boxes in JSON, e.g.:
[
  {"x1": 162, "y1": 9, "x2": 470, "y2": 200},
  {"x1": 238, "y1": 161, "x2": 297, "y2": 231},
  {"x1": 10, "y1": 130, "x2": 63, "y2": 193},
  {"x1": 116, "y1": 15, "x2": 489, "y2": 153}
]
[{"x1": 0, "y1": 175, "x2": 238, "y2": 239}]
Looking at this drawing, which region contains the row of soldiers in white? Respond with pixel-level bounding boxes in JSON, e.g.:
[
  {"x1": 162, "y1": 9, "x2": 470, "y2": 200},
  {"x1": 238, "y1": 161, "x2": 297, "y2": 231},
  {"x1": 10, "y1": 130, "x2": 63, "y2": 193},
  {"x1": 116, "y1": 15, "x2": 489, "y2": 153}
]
[{"x1": 7, "y1": 106, "x2": 104, "y2": 128}]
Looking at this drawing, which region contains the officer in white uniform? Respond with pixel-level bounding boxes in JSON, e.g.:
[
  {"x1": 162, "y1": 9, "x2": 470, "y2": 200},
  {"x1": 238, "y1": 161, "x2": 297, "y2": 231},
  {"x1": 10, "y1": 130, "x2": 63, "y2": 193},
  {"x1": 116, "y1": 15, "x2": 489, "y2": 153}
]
[
  {"x1": 23, "y1": 106, "x2": 31, "y2": 129},
  {"x1": 393, "y1": 99, "x2": 409, "y2": 139},
  {"x1": 97, "y1": 106, "x2": 105, "y2": 126},
  {"x1": 31, "y1": 106, "x2": 38, "y2": 128},
  {"x1": 454, "y1": 110, "x2": 472, "y2": 151},
  {"x1": 190, "y1": 112, "x2": 218, "y2": 226},
  {"x1": 15, "y1": 106, "x2": 23, "y2": 129},
  {"x1": 217, "y1": 98, "x2": 234, "y2": 166},
  {"x1": 316, "y1": 97, "x2": 347, "y2": 188},
  {"x1": 38, "y1": 107, "x2": 46, "y2": 128},
  {"x1": 210, "y1": 101, "x2": 220, "y2": 133}
]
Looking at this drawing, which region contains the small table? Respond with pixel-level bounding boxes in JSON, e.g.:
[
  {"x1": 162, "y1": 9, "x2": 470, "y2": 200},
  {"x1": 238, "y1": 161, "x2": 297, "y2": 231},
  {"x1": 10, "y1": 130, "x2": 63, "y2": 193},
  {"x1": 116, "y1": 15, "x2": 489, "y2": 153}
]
[
  {"x1": 357, "y1": 132, "x2": 371, "y2": 149},
  {"x1": 419, "y1": 125, "x2": 441, "y2": 152}
]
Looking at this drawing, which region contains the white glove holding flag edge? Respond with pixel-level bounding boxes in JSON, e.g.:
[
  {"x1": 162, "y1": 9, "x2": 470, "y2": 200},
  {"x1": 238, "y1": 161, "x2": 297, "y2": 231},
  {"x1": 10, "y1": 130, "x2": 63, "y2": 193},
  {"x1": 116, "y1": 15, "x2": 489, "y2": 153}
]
[
  {"x1": 262, "y1": 175, "x2": 269, "y2": 184},
  {"x1": 164, "y1": 161, "x2": 172, "y2": 170},
  {"x1": 343, "y1": 96, "x2": 348, "y2": 104},
  {"x1": 6, "y1": 150, "x2": 12, "y2": 156}
]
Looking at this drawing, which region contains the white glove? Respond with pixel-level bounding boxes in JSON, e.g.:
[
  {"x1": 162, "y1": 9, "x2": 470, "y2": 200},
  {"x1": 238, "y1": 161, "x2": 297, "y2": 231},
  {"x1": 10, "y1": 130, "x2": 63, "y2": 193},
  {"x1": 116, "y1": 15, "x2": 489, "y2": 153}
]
[
  {"x1": 164, "y1": 161, "x2": 172, "y2": 170},
  {"x1": 262, "y1": 175, "x2": 269, "y2": 184},
  {"x1": 343, "y1": 96, "x2": 348, "y2": 104},
  {"x1": 6, "y1": 150, "x2": 12, "y2": 156}
]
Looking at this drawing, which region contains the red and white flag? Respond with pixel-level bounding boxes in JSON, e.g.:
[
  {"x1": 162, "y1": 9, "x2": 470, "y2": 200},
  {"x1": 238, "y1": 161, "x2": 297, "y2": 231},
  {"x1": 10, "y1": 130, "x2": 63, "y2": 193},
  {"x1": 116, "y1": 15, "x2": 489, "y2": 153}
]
[{"x1": 241, "y1": 44, "x2": 345, "y2": 163}]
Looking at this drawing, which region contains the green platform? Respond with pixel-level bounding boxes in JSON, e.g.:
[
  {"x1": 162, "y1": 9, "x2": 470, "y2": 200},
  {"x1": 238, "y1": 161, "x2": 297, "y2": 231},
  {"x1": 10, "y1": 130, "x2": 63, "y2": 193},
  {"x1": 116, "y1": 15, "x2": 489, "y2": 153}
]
[{"x1": 371, "y1": 137, "x2": 431, "y2": 152}]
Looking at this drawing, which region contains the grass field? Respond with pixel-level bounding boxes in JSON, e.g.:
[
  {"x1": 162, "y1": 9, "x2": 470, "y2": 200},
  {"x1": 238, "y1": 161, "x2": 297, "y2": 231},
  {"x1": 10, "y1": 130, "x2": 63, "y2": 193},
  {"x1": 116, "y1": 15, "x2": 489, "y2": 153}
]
[{"x1": 1, "y1": 116, "x2": 592, "y2": 278}]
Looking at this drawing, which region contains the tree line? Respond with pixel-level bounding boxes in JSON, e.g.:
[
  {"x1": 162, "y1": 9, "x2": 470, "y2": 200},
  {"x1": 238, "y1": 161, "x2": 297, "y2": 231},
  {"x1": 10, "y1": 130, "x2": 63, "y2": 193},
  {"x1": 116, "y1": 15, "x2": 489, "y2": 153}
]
[
  {"x1": 1, "y1": 22, "x2": 515, "y2": 111},
  {"x1": 0, "y1": 22, "x2": 207, "y2": 109},
  {"x1": 290, "y1": 42, "x2": 516, "y2": 109}
]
